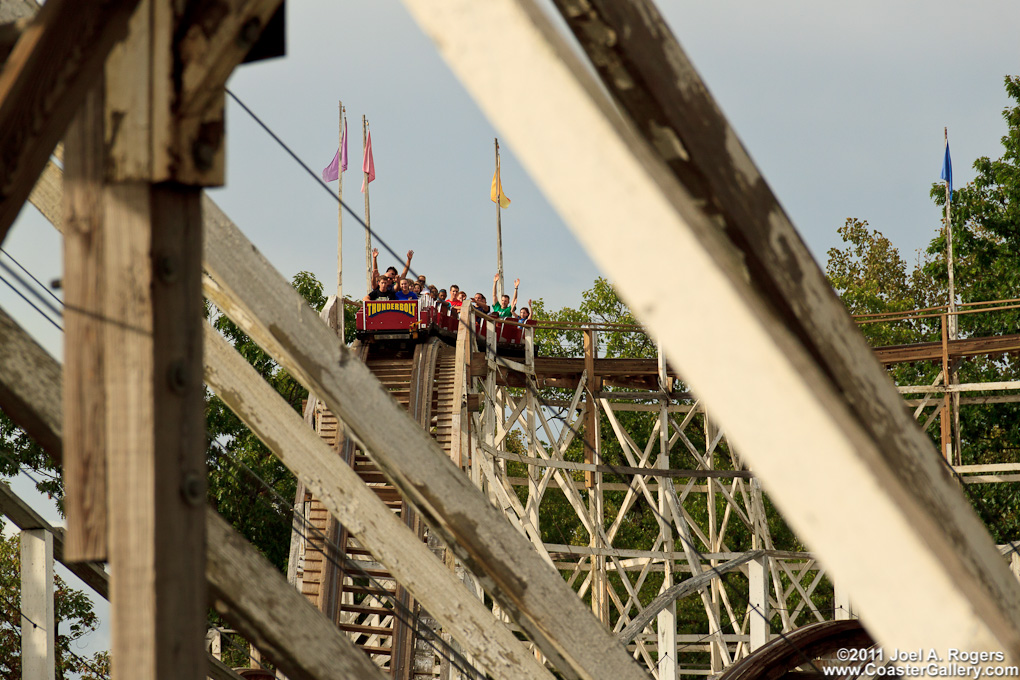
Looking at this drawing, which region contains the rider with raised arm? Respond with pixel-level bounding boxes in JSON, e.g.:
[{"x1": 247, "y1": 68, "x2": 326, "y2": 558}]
[{"x1": 492, "y1": 274, "x2": 519, "y2": 319}]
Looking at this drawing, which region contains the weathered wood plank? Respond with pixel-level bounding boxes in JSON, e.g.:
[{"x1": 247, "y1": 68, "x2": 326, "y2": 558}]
[
  {"x1": 203, "y1": 323, "x2": 553, "y2": 680},
  {"x1": 178, "y1": 0, "x2": 281, "y2": 118},
  {"x1": 0, "y1": 0, "x2": 140, "y2": 244},
  {"x1": 62, "y1": 83, "x2": 107, "y2": 561},
  {"x1": 206, "y1": 508, "x2": 388, "y2": 680},
  {"x1": 0, "y1": 304, "x2": 62, "y2": 455},
  {"x1": 104, "y1": 182, "x2": 206, "y2": 680},
  {"x1": 201, "y1": 198, "x2": 648, "y2": 680},
  {"x1": 400, "y1": 0, "x2": 1020, "y2": 659}
]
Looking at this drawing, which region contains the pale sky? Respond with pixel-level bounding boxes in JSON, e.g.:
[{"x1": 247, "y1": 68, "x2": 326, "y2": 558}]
[
  {"x1": 3, "y1": 1, "x2": 1018, "y2": 359},
  {"x1": 1, "y1": 0, "x2": 1018, "y2": 659}
]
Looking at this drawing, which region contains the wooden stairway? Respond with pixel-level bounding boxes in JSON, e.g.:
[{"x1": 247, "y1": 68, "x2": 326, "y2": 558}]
[{"x1": 292, "y1": 338, "x2": 459, "y2": 679}]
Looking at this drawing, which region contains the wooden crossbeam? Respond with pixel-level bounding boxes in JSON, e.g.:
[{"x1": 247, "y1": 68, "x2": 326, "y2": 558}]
[
  {"x1": 400, "y1": 0, "x2": 1020, "y2": 659},
  {"x1": 0, "y1": 0, "x2": 140, "y2": 244},
  {"x1": 201, "y1": 199, "x2": 649, "y2": 680}
]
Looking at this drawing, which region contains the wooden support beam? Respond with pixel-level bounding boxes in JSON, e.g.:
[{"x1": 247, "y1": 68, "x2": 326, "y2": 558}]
[
  {"x1": 177, "y1": 0, "x2": 282, "y2": 118},
  {"x1": 103, "y1": 182, "x2": 206, "y2": 680},
  {"x1": 62, "y1": 84, "x2": 107, "y2": 561},
  {"x1": 400, "y1": 0, "x2": 1020, "y2": 659},
  {"x1": 0, "y1": 0, "x2": 140, "y2": 244},
  {"x1": 201, "y1": 199, "x2": 648, "y2": 680},
  {"x1": 202, "y1": 323, "x2": 554, "y2": 680},
  {"x1": 0, "y1": 304, "x2": 62, "y2": 455},
  {"x1": 20, "y1": 528, "x2": 54, "y2": 680},
  {"x1": 205, "y1": 508, "x2": 388, "y2": 680}
]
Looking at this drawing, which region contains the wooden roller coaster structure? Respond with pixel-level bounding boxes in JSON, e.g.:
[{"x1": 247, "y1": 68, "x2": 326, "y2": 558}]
[{"x1": 290, "y1": 298, "x2": 1020, "y2": 679}]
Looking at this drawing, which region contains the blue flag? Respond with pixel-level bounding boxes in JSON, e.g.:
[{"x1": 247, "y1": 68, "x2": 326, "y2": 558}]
[{"x1": 940, "y1": 141, "x2": 952, "y2": 198}]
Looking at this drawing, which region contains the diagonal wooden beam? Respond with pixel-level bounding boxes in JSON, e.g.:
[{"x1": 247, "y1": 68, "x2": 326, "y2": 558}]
[
  {"x1": 201, "y1": 199, "x2": 649, "y2": 680},
  {"x1": 0, "y1": 304, "x2": 61, "y2": 455},
  {"x1": 0, "y1": 0, "x2": 140, "y2": 245},
  {"x1": 399, "y1": 0, "x2": 1020, "y2": 659}
]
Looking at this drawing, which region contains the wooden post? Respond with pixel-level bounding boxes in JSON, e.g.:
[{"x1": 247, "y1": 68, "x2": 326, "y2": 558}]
[
  {"x1": 336, "y1": 101, "x2": 345, "y2": 340},
  {"x1": 450, "y1": 303, "x2": 473, "y2": 468},
  {"x1": 583, "y1": 329, "x2": 598, "y2": 488},
  {"x1": 62, "y1": 83, "x2": 107, "y2": 561},
  {"x1": 834, "y1": 579, "x2": 853, "y2": 622},
  {"x1": 656, "y1": 343, "x2": 676, "y2": 678},
  {"x1": 749, "y1": 555, "x2": 769, "y2": 650},
  {"x1": 483, "y1": 315, "x2": 498, "y2": 490},
  {"x1": 706, "y1": 410, "x2": 722, "y2": 672},
  {"x1": 363, "y1": 115, "x2": 372, "y2": 291},
  {"x1": 941, "y1": 314, "x2": 952, "y2": 463},
  {"x1": 20, "y1": 529, "x2": 55, "y2": 680},
  {"x1": 101, "y1": 3, "x2": 208, "y2": 676},
  {"x1": 104, "y1": 182, "x2": 206, "y2": 680},
  {"x1": 583, "y1": 329, "x2": 608, "y2": 623}
]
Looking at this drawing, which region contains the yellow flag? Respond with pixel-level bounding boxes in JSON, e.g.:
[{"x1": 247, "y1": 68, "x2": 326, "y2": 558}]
[{"x1": 490, "y1": 156, "x2": 510, "y2": 208}]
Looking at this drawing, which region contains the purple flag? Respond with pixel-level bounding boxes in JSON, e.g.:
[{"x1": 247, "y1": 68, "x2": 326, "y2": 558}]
[
  {"x1": 321, "y1": 118, "x2": 348, "y2": 182},
  {"x1": 322, "y1": 150, "x2": 339, "y2": 182}
]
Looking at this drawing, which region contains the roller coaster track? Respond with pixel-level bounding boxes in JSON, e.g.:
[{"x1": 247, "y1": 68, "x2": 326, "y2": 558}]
[{"x1": 293, "y1": 337, "x2": 458, "y2": 678}]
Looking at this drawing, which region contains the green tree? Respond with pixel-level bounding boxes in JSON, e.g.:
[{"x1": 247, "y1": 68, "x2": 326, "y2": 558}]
[
  {"x1": 0, "y1": 533, "x2": 110, "y2": 680},
  {"x1": 205, "y1": 270, "x2": 328, "y2": 570},
  {"x1": 827, "y1": 75, "x2": 1020, "y2": 542}
]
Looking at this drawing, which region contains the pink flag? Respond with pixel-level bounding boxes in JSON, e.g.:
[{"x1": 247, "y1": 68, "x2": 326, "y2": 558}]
[
  {"x1": 321, "y1": 118, "x2": 348, "y2": 182},
  {"x1": 361, "y1": 130, "x2": 375, "y2": 193}
]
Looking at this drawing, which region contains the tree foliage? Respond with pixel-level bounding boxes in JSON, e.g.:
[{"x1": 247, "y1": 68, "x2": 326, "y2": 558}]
[
  {"x1": 206, "y1": 271, "x2": 327, "y2": 570},
  {"x1": 827, "y1": 75, "x2": 1020, "y2": 543}
]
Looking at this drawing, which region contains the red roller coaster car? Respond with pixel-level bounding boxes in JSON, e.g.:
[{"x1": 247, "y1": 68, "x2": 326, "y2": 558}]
[{"x1": 355, "y1": 298, "x2": 530, "y2": 354}]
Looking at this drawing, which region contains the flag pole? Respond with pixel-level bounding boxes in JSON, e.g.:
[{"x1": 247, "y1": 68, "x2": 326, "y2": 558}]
[
  {"x1": 944, "y1": 127, "x2": 960, "y2": 463},
  {"x1": 945, "y1": 128, "x2": 957, "y2": 339},
  {"x1": 363, "y1": 115, "x2": 373, "y2": 291},
  {"x1": 336, "y1": 101, "x2": 345, "y2": 341},
  {"x1": 495, "y1": 137, "x2": 504, "y2": 300}
]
